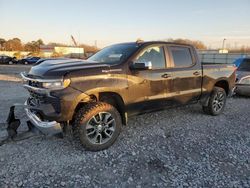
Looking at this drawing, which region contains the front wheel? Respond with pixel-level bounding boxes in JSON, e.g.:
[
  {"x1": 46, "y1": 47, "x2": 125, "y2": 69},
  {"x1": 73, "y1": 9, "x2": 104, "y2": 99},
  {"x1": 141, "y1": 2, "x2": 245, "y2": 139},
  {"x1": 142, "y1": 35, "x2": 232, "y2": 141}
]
[
  {"x1": 73, "y1": 102, "x2": 122, "y2": 151},
  {"x1": 202, "y1": 87, "x2": 227, "y2": 116}
]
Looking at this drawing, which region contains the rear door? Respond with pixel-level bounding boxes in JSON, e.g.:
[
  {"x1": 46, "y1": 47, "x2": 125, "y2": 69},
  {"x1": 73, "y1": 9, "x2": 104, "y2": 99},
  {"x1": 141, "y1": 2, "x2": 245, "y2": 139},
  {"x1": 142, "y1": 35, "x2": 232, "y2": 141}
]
[{"x1": 167, "y1": 45, "x2": 202, "y2": 104}]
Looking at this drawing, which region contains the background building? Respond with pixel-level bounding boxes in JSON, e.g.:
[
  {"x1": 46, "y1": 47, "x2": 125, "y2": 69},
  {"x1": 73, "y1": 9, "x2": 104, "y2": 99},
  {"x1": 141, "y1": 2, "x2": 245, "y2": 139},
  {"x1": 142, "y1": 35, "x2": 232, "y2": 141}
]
[{"x1": 40, "y1": 45, "x2": 84, "y2": 58}]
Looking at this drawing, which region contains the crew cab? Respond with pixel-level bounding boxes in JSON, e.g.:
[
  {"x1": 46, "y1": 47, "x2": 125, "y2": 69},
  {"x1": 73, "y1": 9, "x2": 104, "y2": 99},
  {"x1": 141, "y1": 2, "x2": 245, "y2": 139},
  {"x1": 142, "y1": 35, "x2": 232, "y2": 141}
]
[{"x1": 20, "y1": 41, "x2": 236, "y2": 151}]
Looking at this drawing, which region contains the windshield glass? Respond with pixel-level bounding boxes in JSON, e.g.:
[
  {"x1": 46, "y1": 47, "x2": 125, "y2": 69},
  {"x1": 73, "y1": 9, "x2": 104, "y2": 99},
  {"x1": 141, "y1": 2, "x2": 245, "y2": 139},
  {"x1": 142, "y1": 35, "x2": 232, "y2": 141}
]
[
  {"x1": 88, "y1": 43, "x2": 139, "y2": 64},
  {"x1": 238, "y1": 59, "x2": 250, "y2": 71}
]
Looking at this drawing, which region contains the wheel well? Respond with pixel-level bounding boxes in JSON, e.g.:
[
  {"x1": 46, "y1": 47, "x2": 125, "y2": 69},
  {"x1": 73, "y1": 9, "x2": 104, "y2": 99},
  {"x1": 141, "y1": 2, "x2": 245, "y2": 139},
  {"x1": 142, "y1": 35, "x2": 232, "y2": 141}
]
[
  {"x1": 72, "y1": 92, "x2": 127, "y2": 125},
  {"x1": 99, "y1": 92, "x2": 127, "y2": 125},
  {"x1": 214, "y1": 80, "x2": 229, "y2": 95},
  {"x1": 72, "y1": 95, "x2": 97, "y2": 122}
]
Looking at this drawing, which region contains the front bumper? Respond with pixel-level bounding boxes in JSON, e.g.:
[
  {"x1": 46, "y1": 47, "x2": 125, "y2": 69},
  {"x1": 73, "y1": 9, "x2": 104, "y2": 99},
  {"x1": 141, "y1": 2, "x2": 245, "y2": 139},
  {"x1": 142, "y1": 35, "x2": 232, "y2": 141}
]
[
  {"x1": 24, "y1": 102, "x2": 62, "y2": 135},
  {"x1": 21, "y1": 72, "x2": 90, "y2": 122}
]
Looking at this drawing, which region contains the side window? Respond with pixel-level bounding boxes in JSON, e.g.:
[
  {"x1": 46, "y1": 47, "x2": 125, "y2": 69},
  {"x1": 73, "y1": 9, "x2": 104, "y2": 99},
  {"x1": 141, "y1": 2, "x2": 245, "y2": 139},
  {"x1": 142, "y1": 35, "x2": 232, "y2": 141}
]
[
  {"x1": 135, "y1": 46, "x2": 166, "y2": 69},
  {"x1": 170, "y1": 47, "x2": 193, "y2": 67}
]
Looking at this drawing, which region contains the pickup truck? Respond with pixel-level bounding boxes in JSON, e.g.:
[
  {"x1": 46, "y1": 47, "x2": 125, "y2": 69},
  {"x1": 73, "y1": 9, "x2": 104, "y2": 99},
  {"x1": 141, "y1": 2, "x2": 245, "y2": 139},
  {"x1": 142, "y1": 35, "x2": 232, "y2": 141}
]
[{"x1": 18, "y1": 41, "x2": 236, "y2": 151}]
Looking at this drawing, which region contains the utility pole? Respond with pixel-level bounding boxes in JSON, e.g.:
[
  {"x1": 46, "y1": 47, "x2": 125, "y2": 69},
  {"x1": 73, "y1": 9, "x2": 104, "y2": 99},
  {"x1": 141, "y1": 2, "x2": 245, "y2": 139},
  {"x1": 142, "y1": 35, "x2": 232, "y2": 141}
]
[
  {"x1": 222, "y1": 38, "x2": 226, "y2": 50},
  {"x1": 95, "y1": 40, "x2": 97, "y2": 48}
]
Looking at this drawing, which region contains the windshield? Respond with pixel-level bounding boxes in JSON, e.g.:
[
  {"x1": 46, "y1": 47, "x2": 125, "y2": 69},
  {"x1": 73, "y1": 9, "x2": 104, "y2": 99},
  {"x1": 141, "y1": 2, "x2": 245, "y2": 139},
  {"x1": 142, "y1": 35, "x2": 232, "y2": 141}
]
[
  {"x1": 88, "y1": 43, "x2": 139, "y2": 64},
  {"x1": 238, "y1": 59, "x2": 250, "y2": 71}
]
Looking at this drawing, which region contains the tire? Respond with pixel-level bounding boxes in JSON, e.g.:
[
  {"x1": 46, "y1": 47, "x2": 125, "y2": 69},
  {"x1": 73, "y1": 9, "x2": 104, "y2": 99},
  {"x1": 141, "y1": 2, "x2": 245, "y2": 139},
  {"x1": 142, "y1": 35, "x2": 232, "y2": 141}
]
[
  {"x1": 73, "y1": 102, "x2": 122, "y2": 151},
  {"x1": 8, "y1": 61, "x2": 13, "y2": 65},
  {"x1": 202, "y1": 87, "x2": 227, "y2": 116},
  {"x1": 24, "y1": 61, "x2": 28, "y2": 65}
]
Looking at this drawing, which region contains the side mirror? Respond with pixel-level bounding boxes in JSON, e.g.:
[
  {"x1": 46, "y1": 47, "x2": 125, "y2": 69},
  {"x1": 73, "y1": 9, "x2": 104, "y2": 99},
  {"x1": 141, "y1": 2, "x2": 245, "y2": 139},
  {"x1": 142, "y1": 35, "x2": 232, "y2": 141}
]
[{"x1": 130, "y1": 61, "x2": 152, "y2": 70}]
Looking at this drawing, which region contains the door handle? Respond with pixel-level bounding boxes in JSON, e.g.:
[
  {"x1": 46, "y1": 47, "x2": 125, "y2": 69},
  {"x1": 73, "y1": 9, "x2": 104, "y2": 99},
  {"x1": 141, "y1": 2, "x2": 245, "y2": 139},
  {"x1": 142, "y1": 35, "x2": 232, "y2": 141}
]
[
  {"x1": 193, "y1": 71, "x2": 200, "y2": 76},
  {"x1": 161, "y1": 73, "x2": 171, "y2": 78}
]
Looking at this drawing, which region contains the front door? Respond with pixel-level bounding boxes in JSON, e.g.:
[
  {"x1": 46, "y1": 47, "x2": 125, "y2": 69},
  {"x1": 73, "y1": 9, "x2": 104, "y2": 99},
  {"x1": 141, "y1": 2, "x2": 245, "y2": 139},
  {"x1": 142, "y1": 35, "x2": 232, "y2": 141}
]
[{"x1": 127, "y1": 44, "x2": 174, "y2": 115}]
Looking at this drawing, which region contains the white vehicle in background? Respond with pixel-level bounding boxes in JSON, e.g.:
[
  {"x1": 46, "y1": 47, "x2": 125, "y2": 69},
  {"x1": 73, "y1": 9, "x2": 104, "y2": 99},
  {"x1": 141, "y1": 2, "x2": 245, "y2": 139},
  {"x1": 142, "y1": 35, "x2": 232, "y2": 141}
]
[{"x1": 235, "y1": 58, "x2": 250, "y2": 96}]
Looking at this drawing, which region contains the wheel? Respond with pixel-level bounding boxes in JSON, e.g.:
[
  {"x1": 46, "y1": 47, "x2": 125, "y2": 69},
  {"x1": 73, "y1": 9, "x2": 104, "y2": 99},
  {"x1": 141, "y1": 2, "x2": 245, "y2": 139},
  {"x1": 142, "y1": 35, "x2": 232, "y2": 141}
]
[
  {"x1": 8, "y1": 61, "x2": 13, "y2": 65},
  {"x1": 24, "y1": 61, "x2": 28, "y2": 65},
  {"x1": 202, "y1": 87, "x2": 227, "y2": 116},
  {"x1": 73, "y1": 102, "x2": 122, "y2": 151}
]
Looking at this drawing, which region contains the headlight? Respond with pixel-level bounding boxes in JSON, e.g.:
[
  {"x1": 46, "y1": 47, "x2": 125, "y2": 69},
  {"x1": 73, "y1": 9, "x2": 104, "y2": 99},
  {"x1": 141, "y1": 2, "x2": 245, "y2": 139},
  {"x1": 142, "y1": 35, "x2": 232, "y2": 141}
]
[
  {"x1": 239, "y1": 77, "x2": 250, "y2": 85},
  {"x1": 42, "y1": 79, "x2": 71, "y2": 89}
]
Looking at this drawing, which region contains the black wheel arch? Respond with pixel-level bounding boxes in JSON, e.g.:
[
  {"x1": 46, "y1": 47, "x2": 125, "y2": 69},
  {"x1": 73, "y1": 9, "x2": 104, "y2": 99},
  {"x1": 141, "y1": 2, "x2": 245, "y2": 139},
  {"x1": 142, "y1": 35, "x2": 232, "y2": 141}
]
[
  {"x1": 72, "y1": 92, "x2": 127, "y2": 126},
  {"x1": 99, "y1": 92, "x2": 127, "y2": 125},
  {"x1": 214, "y1": 80, "x2": 229, "y2": 95},
  {"x1": 200, "y1": 79, "x2": 229, "y2": 107}
]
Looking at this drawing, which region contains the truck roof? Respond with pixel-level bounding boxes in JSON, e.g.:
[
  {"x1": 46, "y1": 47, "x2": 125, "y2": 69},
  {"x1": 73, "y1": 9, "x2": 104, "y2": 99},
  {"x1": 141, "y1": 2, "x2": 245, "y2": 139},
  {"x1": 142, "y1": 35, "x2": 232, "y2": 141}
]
[{"x1": 114, "y1": 41, "x2": 194, "y2": 48}]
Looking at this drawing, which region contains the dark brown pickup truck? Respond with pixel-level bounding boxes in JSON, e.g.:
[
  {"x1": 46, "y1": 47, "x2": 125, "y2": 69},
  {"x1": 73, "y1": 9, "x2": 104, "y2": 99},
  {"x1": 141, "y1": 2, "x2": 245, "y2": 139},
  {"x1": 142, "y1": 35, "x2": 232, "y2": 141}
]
[{"x1": 18, "y1": 41, "x2": 235, "y2": 151}]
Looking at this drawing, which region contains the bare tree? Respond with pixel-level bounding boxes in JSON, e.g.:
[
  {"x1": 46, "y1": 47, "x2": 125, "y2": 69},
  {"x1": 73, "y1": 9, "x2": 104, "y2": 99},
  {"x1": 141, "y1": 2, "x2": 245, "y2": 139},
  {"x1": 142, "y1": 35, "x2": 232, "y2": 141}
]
[
  {"x1": 3, "y1": 38, "x2": 23, "y2": 51},
  {"x1": 166, "y1": 38, "x2": 207, "y2": 50},
  {"x1": 24, "y1": 39, "x2": 44, "y2": 52}
]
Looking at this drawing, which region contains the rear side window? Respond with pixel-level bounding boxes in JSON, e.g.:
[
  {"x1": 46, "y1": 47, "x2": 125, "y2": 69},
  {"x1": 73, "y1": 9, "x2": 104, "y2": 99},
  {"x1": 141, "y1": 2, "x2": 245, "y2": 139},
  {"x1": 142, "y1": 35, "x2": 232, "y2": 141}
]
[
  {"x1": 238, "y1": 59, "x2": 250, "y2": 71},
  {"x1": 170, "y1": 47, "x2": 193, "y2": 67}
]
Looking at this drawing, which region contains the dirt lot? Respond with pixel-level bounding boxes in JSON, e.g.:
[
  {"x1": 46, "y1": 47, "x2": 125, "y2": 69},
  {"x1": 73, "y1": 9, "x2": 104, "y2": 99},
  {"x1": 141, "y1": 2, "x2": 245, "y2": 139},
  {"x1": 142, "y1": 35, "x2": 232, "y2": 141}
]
[{"x1": 0, "y1": 64, "x2": 250, "y2": 188}]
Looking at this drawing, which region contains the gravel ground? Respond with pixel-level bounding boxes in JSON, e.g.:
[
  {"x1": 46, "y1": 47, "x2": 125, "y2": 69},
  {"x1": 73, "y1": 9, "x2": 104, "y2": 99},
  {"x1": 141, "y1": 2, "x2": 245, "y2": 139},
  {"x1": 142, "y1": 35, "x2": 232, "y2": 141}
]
[
  {"x1": 0, "y1": 65, "x2": 250, "y2": 188},
  {"x1": 0, "y1": 65, "x2": 30, "y2": 135}
]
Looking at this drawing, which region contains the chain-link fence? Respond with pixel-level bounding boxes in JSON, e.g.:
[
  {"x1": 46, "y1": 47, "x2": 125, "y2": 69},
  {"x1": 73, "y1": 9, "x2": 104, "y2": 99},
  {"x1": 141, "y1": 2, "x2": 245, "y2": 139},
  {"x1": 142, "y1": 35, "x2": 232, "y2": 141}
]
[{"x1": 198, "y1": 52, "x2": 250, "y2": 64}]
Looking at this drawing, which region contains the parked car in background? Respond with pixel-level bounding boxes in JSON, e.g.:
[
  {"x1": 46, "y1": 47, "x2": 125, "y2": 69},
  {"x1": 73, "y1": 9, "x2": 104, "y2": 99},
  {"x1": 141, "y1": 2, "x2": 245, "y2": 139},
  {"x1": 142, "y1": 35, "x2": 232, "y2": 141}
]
[
  {"x1": 235, "y1": 58, "x2": 250, "y2": 96},
  {"x1": 0, "y1": 55, "x2": 17, "y2": 64},
  {"x1": 234, "y1": 57, "x2": 248, "y2": 67},
  {"x1": 19, "y1": 57, "x2": 40, "y2": 65}
]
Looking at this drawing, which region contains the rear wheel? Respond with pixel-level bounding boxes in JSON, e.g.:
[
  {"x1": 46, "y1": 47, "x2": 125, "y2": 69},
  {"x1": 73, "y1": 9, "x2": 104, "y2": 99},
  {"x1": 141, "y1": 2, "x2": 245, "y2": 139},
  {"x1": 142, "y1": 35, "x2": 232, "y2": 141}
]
[
  {"x1": 202, "y1": 87, "x2": 227, "y2": 116},
  {"x1": 73, "y1": 102, "x2": 122, "y2": 151}
]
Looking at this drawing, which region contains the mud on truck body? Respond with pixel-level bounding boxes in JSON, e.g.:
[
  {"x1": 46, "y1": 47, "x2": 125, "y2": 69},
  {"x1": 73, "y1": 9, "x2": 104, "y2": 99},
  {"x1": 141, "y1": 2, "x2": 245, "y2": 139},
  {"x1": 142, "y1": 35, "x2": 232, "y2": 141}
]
[{"x1": 7, "y1": 41, "x2": 236, "y2": 151}]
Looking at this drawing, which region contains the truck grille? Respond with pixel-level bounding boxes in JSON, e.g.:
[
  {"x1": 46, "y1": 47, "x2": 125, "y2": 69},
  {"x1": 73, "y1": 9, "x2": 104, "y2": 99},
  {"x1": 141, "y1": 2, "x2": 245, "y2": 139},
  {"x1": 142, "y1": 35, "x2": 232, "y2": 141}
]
[
  {"x1": 29, "y1": 90, "x2": 46, "y2": 104},
  {"x1": 28, "y1": 80, "x2": 42, "y2": 88}
]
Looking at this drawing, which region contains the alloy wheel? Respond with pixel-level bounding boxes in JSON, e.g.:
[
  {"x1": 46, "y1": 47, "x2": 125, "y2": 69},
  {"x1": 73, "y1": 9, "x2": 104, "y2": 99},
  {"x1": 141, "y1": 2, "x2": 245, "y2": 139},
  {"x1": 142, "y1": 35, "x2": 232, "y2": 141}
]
[
  {"x1": 212, "y1": 92, "x2": 225, "y2": 112},
  {"x1": 85, "y1": 112, "x2": 116, "y2": 145}
]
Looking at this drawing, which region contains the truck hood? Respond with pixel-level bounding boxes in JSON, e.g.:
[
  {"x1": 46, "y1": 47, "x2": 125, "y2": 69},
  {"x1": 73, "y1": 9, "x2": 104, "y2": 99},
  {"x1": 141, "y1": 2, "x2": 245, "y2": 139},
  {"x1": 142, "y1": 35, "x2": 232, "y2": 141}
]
[{"x1": 28, "y1": 59, "x2": 110, "y2": 78}]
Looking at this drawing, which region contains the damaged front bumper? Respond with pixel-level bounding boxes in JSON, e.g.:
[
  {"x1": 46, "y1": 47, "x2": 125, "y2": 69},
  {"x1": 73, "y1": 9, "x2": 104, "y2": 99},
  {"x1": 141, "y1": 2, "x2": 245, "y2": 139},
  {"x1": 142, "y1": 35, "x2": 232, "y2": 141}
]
[
  {"x1": 7, "y1": 103, "x2": 62, "y2": 136},
  {"x1": 24, "y1": 103, "x2": 62, "y2": 135}
]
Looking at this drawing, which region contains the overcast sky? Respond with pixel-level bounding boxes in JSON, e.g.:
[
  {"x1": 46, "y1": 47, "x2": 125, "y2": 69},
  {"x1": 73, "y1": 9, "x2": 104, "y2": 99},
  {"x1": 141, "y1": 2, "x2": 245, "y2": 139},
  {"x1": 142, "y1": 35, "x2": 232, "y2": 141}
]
[{"x1": 0, "y1": 0, "x2": 250, "y2": 48}]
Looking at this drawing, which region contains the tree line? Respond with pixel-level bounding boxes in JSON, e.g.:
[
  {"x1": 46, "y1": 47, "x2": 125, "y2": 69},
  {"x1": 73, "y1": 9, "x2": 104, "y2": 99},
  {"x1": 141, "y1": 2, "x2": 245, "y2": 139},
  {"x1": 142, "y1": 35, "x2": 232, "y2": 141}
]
[
  {"x1": 0, "y1": 37, "x2": 99, "y2": 53},
  {"x1": 0, "y1": 37, "x2": 249, "y2": 53},
  {"x1": 0, "y1": 38, "x2": 44, "y2": 52},
  {"x1": 166, "y1": 38, "x2": 207, "y2": 50}
]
